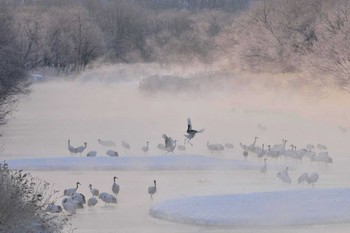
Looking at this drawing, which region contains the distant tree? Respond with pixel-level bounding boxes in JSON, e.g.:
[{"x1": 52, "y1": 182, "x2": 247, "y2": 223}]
[
  {"x1": 43, "y1": 6, "x2": 105, "y2": 72},
  {"x1": 311, "y1": 0, "x2": 350, "y2": 91},
  {"x1": 0, "y1": 1, "x2": 30, "y2": 126}
]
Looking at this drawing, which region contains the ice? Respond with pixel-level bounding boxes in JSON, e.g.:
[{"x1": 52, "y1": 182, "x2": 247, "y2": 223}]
[{"x1": 150, "y1": 188, "x2": 350, "y2": 226}]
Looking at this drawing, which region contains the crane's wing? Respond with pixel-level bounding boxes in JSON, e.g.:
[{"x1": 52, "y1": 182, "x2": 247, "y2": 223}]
[
  {"x1": 187, "y1": 118, "x2": 192, "y2": 132},
  {"x1": 163, "y1": 134, "x2": 171, "y2": 148}
]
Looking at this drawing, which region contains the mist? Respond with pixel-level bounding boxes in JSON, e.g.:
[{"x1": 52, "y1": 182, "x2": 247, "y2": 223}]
[{"x1": 2, "y1": 63, "x2": 350, "y2": 159}]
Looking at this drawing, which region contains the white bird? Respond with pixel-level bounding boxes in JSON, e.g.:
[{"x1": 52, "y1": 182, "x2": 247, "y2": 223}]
[
  {"x1": 247, "y1": 137, "x2": 258, "y2": 152},
  {"x1": 243, "y1": 151, "x2": 248, "y2": 160},
  {"x1": 86, "y1": 150, "x2": 97, "y2": 157},
  {"x1": 106, "y1": 150, "x2": 119, "y2": 157},
  {"x1": 239, "y1": 142, "x2": 248, "y2": 151},
  {"x1": 177, "y1": 145, "x2": 186, "y2": 151},
  {"x1": 207, "y1": 141, "x2": 225, "y2": 152},
  {"x1": 317, "y1": 144, "x2": 327, "y2": 150},
  {"x1": 99, "y1": 192, "x2": 117, "y2": 205},
  {"x1": 112, "y1": 176, "x2": 120, "y2": 196},
  {"x1": 64, "y1": 182, "x2": 80, "y2": 196},
  {"x1": 89, "y1": 184, "x2": 99, "y2": 197},
  {"x1": 257, "y1": 144, "x2": 266, "y2": 161},
  {"x1": 224, "y1": 143, "x2": 234, "y2": 149},
  {"x1": 87, "y1": 197, "x2": 98, "y2": 209},
  {"x1": 68, "y1": 139, "x2": 77, "y2": 155},
  {"x1": 75, "y1": 142, "x2": 87, "y2": 155},
  {"x1": 307, "y1": 172, "x2": 319, "y2": 187},
  {"x1": 260, "y1": 158, "x2": 267, "y2": 173},
  {"x1": 162, "y1": 134, "x2": 177, "y2": 154},
  {"x1": 62, "y1": 197, "x2": 77, "y2": 215},
  {"x1": 184, "y1": 118, "x2": 204, "y2": 146},
  {"x1": 122, "y1": 141, "x2": 130, "y2": 149},
  {"x1": 276, "y1": 167, "x2": 291, "y2": 184},
  {"x1": 297, "y1": 172, "x2": 309, "y2": 184},
  {"x1": 98, "y1": 139, "x2": 116, "y2": 147},
  {"x1": 305, "y1": 144, "x2": 315, "y2": 150},
  {"x1": 46, "y1": 203, "x2": 62, "y2": 213},
  {"x1": 71, "y1": 192, "x2": 86, "y2": 205},
  {"x1": 311, "y1": 152, "x2": 333, "y2": 164},
  {"x1": 148, "y1": 180, "x2": 157, "y2": 198},
  {"x1": 142, "y1": 141, "x2": 149, "y2": 153}
]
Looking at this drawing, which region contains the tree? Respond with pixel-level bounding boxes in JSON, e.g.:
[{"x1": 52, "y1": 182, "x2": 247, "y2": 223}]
[{"x1": 0, "y1": 1, "x2": 30, "y2": 126}]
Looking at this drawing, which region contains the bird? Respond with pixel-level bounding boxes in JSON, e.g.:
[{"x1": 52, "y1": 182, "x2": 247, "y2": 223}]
[
  {"x1": 98, "y1": 139, "x2": 116, "y2": 147},
  {"x1": 64, "y1": 182, "x2": 80, "y2": 196},
  {"x1": 243, "y1": 151, "x2": 248, "y2": 160},
  {"x1": 224, "y1": 143, "x2": 234, "y2": 149},
  {"x1": 311, "y1": 152, "x2": 333, "y2": 164},
  {"x1": 148, "y1": 180, "x2": 157, "y2": 198},
  {"x1": 86, "y1": 150, "x2": 97, "y2": 157},
  {"x1": 68, "y1": 139, "x2": 77, "y2": 155},
  {"x1": 260, "y1": 158, "x2": 267, "y2": 173},
  {"x1": 62, "y1": 197, "x2": 77, "y2": 215},
  {"x1": 89, "y1": 184, "x2": 99, "y2": 197},
  {"x1": 162, "y1": 134, "x2": 177, "y2": 154},
  {"x1": 305, "y1": 144, "x2": 315, "y2": 150},
  {"x1": 257, "y1": 144, "x2": 266, "y2": 161},
  {"x1": 184, "y1": 118, "x2": 204, "y2": 146},
  {"x1": 207, "y1": 141, "x2": 225, "y2": 152},
  {"x1": 99, "y1": 192, "x2": 117, "y2": 205},
  {"x1": 46, "y1": 203, "x2": 62, "y2": 213},
  {"x1": 247, "y1": 136, "x2": 258, "y2": 152},
  {"x1": 307, "y1": 172, "x2": 319, "y2": 187},
  {"x1": 142, "y1": 141, "x2": 149, "y2": 153},
  {"x1": 87, "y1": 197, "x2": 98, "y2": 209},
  {"x1": 71, "y1": 192, "x2": 86, "y2": 206},
  {"x1": 317, "y1": 144, "x2": 327, "y2": 150},
  {"x1": 177, "y1": 145, "x2": 186, "y2": 151},
  {"x1": 122, "y1": 141, "x2": 130, "y2": 149},
  {"x1": 75, "y1": 142, "x2": 87, "y2": 155},
  {"x1": 112, "y1": 176, "x2": 120, "y2": 196},
  {"x1": 106, "y1": 150, "x2": 119, "y2": 157},
  {"x1": 276, "y1": 167, "x2": 291, "y2": 184},
  {"x1": 297, "y1": 172, "x2": 309, "y2": 184}
]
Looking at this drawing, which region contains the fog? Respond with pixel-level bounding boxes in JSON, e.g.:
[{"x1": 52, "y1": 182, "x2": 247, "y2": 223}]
[
  {"x1": 2, "y1": 63, "x2": 349, "y2": 159},
  {"x1": 2, "y1": 63, "x2": 350, "y2": 232}
]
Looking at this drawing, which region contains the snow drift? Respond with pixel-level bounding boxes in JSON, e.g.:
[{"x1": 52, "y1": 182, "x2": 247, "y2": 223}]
[{"x1": 150, "y1": 188, "x2": 350, "y2": 226}]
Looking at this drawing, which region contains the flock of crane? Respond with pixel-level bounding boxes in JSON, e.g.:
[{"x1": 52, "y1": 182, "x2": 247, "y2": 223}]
[
  {"x1": 47, "y1": 177, "x2": 157, "y2": 215},
  {"x1": 240, "y1": 136, "x2": 332, "y2": 186},
  {"x1": 56, "y1": 118, "x2": 334, "y2": 216}
]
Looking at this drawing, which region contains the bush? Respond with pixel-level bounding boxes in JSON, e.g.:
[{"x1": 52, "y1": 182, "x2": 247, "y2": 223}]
[{"x1": 0, "y1": 162, "x2": 69, "y2": 233}]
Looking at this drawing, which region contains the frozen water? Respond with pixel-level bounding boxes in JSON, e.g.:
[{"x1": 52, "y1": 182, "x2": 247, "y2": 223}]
[{"x1": 150, "y1": 188, "x2": 350, "y2": 226}]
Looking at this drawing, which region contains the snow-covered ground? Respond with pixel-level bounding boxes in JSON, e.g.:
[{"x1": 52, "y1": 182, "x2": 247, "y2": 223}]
[
  {"x1": 151, "y1": 188, "x2": 350, "y2": 226},
  {"x1": 2, "y1": 68, "x2": 350, "y2": 232}
]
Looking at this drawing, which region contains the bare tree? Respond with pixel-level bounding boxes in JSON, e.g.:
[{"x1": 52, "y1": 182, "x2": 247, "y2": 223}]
[{"x1": 0, "y1": 1, "x2": 30, "y2": 126}]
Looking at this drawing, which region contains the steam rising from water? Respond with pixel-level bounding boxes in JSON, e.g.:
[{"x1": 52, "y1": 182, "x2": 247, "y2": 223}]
[{"x1": 1, "y1": 63, "x2": 350, "y2": 159}]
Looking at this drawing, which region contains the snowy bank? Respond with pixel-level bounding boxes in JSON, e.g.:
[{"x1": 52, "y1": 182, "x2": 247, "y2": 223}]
[
  {"x1": 5, "y1": 155, "x2": 284, "y2": 171},
  {"x1": 150, "y1": 188, "x2": 350, "y2": 226}
]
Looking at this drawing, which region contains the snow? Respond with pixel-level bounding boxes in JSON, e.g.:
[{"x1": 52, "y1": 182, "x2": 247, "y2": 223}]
[
  {"x1": 5, "y1": 154, "x2": 285, "y2": 171},
  {"x1": 150, "y1": 188, "x2": 350, "y2": 226}
]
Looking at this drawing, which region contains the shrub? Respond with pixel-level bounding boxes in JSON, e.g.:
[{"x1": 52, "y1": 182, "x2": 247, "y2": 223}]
[{"x1": 0, "y1": 162, "x2": 69, "y2": 233}]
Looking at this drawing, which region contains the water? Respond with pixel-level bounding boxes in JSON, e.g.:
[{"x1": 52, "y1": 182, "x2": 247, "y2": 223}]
[{"x1": 1, "y1": 66, "x2": 350, "y2": 232}]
